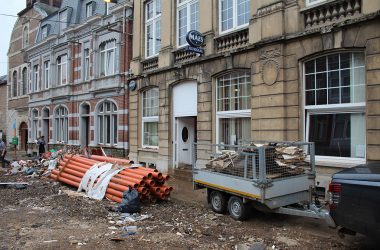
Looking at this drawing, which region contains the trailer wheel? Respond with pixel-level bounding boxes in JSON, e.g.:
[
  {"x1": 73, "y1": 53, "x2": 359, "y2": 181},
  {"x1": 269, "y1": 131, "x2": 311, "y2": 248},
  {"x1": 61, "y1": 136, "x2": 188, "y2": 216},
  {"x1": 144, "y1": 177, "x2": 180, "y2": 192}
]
[
  {"x1": 228, "y1": 196, "x2": 247, "y2": 221},
  {"x1": 209, "y1": 190, "x2": 227, "y2": 213}
]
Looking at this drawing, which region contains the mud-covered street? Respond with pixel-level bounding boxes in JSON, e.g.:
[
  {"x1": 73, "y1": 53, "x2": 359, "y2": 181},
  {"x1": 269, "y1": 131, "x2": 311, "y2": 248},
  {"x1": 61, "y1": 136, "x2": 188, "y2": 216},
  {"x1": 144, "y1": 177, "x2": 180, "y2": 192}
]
[{"x1": 0, "y1": 172, "x2": 377, "y2": 250}]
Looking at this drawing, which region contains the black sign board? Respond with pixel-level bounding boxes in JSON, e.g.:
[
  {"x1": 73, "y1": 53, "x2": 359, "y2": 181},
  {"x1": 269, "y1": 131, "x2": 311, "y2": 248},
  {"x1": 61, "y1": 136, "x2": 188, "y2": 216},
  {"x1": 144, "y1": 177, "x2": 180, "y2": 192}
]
[{"x1": 186, "y1": 30, "x2": 205, "y2": 47}]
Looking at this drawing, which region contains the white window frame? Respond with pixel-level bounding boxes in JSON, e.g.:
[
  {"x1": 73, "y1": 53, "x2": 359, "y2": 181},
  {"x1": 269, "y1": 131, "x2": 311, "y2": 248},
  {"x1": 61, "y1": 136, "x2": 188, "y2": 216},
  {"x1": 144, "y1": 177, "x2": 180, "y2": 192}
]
[
  {"x1": 22, "y1": 67, "x2": 27, "y2": 96},
  {"x1": 12, "y1": 71, "x2": 17, "y2": 97},
  {"x1": 99, "y1": 40, "x2": 116, "y2": 76},
  {"x1": 306, "y1": 0, "x2": 327, "y2": 7},
  {"x1": 176, "y1": 0, "x2": 199, "y2": 48},
  {"x1": 23, "y1": 26, "x2": 29, "y2": 48},
  {"x1": 31, "y1": 109, "x2": 38, "y2": 141},
  {"x1": 86, "y1": 2, "x2": 93, "y2": 18},
  {"x1": 145, "y1": 0, "x2": 161, "y2": 58},
  {"x1": 41, "y1": 25, "x2": 48, "y2": 39},
  {"x1": 33, "y1": 65, "x2": 39, "y2": 92},
  {"x1": 96, "y1": 101, "x2": 118, "y2": 146},
  {"x1": 57, "y1": 54, "x2": 68, "y2": 85},
  {"x1": 44, "y1": 60, "x2": 50, "y2": 89},
  {"x1": 54, "y1": 106, "x2": 68, "y2": 143},
  {"x1": 216, "y1": 72, "x2": 251, "y2": 145},
  {"x1": 303, "y1": 52, "x2": 366, "y2": 165},
  {"x1": 142, "y1": 88, "x2": 159, "y2": 148},
  {"x1": 84, "y1": 48, "x2": 90, "y2": 81},
  {"x1": 219, "y1": 0, "x2": 250, "y2": 34}
]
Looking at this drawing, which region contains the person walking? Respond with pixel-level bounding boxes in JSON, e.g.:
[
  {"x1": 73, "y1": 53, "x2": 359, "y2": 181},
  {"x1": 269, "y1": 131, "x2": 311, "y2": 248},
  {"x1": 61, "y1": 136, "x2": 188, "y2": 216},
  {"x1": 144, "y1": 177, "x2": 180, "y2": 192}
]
[
  {"x1": 37, "y1": 136, "x2": 46, "y2": 158},
  {"x1": 0, "y1": 136, "x2": 10, "y2": 168}
]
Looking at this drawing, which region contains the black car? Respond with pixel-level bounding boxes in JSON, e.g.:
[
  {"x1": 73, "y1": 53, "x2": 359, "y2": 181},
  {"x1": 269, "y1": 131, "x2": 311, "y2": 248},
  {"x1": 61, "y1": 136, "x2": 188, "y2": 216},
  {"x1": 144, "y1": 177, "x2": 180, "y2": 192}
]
[{"x1": 329, "y1": 163, "x2": 380, "y2": 238}]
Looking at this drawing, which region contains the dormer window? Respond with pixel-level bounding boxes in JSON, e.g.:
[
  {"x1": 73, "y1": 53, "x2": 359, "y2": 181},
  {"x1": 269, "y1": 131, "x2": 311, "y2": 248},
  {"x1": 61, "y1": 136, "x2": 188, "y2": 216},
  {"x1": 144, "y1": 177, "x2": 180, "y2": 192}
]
[
  {"x1": 86, "y1": 2, "x2": 93, "y2": 18},
  {"x1": 59, "y1": 10, "x2": 68, "y2": 32},
  {"x1": 41, "y1": 25, "x2": 48, "y2": 39}
]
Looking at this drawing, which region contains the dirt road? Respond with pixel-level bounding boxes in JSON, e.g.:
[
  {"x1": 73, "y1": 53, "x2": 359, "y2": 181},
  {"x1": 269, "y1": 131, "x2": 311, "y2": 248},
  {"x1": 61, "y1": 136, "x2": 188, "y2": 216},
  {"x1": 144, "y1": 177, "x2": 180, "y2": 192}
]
[{"x1": 0, "y1": 172, "x2": 377, "y2": 249}]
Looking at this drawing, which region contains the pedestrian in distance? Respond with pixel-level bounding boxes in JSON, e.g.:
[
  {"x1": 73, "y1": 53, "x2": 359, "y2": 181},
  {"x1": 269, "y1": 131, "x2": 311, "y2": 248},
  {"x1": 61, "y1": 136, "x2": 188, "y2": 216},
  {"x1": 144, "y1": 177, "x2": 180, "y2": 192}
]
[
  {"x1": 37, "y1": 135, "x2": 46, "y2": 158},
  {"x1": 0, "y1": 135, "x2": 10, "y2": 168}
]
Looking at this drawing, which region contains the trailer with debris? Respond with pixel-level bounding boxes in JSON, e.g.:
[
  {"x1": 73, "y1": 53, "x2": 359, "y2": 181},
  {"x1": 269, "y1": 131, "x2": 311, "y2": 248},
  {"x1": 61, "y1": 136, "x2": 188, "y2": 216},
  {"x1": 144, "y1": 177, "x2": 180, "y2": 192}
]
[{"x1": 192, "y1": 141, "x2": 335, "y2": 227}]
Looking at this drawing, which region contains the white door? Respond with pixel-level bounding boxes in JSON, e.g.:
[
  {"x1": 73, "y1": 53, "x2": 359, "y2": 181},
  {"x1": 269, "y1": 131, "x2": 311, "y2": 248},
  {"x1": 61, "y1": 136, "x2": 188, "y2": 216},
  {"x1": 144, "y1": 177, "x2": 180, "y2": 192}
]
[{"x1": 176, "y1": 117, "x2": 195, "y2": 166}]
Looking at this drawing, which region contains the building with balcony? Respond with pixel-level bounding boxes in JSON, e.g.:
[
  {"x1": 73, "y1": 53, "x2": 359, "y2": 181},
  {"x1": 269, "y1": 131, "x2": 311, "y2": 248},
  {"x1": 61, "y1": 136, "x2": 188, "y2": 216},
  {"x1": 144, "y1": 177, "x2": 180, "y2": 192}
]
[
  {"x1": 128, "y1": 0, "x2": 380, "y2": 191},
  {"x1": 7, "y1": 0, "x2": 61, "y2": 152},
  {"x1": 26, "y1": 0, "x2": 133, "y2": 156}
]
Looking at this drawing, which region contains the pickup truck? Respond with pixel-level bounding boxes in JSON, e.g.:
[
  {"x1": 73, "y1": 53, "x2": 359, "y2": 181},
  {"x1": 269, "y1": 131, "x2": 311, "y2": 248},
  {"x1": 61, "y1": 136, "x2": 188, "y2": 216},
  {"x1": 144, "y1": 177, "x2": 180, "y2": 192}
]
[{"x1": 329, "y1": 163, "x2": 380, "y2": 238}]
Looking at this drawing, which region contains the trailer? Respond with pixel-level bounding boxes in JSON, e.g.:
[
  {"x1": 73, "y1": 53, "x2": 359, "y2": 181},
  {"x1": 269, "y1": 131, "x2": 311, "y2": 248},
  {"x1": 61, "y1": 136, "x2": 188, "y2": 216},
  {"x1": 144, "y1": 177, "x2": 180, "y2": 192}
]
[{"x1": 192, "y1": 141, "x2": 335, "y2": 227}]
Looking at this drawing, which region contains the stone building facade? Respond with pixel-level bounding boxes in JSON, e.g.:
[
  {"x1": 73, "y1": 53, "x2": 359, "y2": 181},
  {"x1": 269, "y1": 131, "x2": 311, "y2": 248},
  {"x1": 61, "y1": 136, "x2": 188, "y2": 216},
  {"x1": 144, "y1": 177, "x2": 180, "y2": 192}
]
[
  {"x1": 0, "y1": 75, "x2": 7, "y2": 140},
  {"x1": 7, "y1": 0, "x2": 61, "y2": 151},
  {"x1": 26, "y1": 0, "x2": 133, "y2": 156},
  {"x1": 129, "y1": 0, "x2": 380, "y2": 190}
]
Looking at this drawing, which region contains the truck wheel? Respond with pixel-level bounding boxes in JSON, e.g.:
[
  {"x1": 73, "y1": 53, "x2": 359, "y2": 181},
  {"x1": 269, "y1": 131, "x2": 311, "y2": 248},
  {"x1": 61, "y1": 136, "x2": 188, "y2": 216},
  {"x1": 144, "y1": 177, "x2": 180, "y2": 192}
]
[
  {"x1": 209, "y1": 190, "x2": 227, "y2": 213},
  {"x1": 228, "y1": 196, "x2": 247, "y2": 221}
]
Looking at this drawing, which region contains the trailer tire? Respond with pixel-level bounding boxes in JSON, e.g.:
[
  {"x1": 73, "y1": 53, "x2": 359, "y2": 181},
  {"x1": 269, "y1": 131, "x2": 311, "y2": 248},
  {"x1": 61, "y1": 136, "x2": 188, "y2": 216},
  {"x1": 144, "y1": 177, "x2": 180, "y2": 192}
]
[
  {"x1": 209, "y1": 190, "x2": 228, "y2": 213},
  {"x1": 228, "y1": 196, "x2": 247, "y2": 221}
]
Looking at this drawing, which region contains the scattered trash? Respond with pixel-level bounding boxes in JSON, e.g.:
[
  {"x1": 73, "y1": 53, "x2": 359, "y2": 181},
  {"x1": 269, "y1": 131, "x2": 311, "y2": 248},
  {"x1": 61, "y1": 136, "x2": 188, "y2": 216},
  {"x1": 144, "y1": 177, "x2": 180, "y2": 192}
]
[
  {"x1": 121, "y1": 226, "x2": 138, "y2": 236},
  {"x1": 121, "y1": 213, "x2": 151, "y2": 222},
  {"x1": 0, "y1": 182, "x2": 29, "y2": 189},
  {"x1": 43, "y1": 240, "x2": 58, "y2": 243},
  {"x1": 117, "y1": 188, "x2": 141, "y2": 213}
]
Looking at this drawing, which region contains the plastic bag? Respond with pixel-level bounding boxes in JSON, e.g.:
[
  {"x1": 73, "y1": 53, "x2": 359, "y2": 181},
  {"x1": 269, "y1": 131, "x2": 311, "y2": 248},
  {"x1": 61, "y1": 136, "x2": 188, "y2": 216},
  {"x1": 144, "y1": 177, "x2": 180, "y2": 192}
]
[{"x1": 117, "y1": 188, "x2": 141, "y2": 213}]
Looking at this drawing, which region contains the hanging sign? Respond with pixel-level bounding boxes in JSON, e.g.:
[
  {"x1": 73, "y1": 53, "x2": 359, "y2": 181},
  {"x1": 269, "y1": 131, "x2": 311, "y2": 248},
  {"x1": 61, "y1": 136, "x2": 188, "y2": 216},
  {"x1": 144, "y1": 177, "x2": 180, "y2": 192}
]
[{"x1": 185, "y1": 30, "x2": 205, "y2": 55}]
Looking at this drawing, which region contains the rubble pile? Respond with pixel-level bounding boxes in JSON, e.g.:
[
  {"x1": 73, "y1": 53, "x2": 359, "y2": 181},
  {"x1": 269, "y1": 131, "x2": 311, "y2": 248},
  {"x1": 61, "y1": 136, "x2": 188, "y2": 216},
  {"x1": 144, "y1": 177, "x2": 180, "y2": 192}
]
[
  {"x1": 50, "y1": 155, "x2": 173, "y2": 203},
  {"x1": 206, "y1": 143, "x2": 310, "y2": 180}
]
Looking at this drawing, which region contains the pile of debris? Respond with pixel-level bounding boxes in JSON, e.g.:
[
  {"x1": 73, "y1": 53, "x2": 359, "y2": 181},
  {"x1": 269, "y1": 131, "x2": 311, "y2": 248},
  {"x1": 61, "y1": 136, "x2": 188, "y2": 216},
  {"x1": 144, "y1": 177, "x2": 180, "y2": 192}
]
[
  {"x1": 206, "y1": 143, "x2": 309, "y2": 180},
  {"x1": 50, "y1": 155, "x2": 173, "y2": 204}
]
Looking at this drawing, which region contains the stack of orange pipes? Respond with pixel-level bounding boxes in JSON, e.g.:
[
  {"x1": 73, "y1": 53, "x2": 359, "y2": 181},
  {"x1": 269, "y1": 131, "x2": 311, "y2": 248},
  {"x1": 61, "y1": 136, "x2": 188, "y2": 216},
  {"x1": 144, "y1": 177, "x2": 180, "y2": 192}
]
[{"x1": 50, "y1": 155, "x2": 173, "y2": 204}]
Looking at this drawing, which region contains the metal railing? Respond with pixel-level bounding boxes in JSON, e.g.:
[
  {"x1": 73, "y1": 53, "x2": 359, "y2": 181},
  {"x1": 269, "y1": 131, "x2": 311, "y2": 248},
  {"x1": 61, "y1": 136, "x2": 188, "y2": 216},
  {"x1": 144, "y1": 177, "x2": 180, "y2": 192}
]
[{"x1": 192, "y1": 141, "x2": 315, "y2": 183}]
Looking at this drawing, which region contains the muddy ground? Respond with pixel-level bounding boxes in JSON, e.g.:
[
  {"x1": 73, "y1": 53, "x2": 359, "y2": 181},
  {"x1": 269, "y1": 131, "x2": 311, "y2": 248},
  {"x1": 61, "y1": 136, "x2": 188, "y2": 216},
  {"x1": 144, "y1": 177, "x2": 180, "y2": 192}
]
[{"x1": 0, "y1": 171, "x2": 377, "y2": 250}]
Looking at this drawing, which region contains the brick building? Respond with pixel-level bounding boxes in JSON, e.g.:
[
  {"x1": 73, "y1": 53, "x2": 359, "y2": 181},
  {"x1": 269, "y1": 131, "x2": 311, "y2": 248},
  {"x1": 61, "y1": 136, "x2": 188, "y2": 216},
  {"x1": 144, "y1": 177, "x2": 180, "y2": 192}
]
[
  {"x1": 7, "y1": 0, "x2": 61, "y2": 152},
  {"x1": 128, "y1": 0, "x2": 380, "y2": 191},
  {"x1": 26, "y1": 0, "x2": 133, "y2": 156},
  {"x1": 0, "y1": 75, "x2": 7, "y2": 140}
]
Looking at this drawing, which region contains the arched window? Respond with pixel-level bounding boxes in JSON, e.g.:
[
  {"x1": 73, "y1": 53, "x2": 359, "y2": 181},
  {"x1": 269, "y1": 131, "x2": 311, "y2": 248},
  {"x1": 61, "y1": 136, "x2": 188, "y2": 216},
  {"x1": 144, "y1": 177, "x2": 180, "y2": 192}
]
[
  {"x1": 216, "y1": 71, "x2": 251, "y2": 145},
  {"x1": 12, "y1": 71, "x2": 17, "y2": 97},
  {"x1": 54, "y1": 106, "x2": 68, "y2": 143},
  {"x1": 31, "y1": 109, "x2": 38, "y2": 140},
  {"x1": 99, "y1": 40, "x2": 116, "y2": 76},
  {"x1": 304, "y1": 52, "x2": 365, "y2": 159},
  {"x1": 142, "y1": 88, "x2": 159, "y2": 147},
  {"x1": 23, "y1": 26, "x2": 29, "y2": 48},
  {"x1": 22, "y1": 67, "x2": 27, "y2": 96},
  {"x1": 97, "y1": 101, "x2": 118, "y2": 145}
]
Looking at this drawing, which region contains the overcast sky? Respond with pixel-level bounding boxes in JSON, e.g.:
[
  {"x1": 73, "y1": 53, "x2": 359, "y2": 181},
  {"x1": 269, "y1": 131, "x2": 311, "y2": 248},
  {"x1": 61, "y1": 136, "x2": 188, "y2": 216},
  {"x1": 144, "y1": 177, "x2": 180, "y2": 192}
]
[{"x1": 0, "y1": 1, "x2": 26, "y2": 76}]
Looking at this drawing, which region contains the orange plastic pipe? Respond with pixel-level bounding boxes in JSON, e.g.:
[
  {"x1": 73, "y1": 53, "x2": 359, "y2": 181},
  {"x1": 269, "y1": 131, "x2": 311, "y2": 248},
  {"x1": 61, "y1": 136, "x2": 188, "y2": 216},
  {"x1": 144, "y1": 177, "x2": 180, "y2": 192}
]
[
  {"x1": 137, "y1": 166, "x2": 158, "y2": 173},
  {"x1": 119, "y1": 170, "x2": 148, "y2": 180},
  {"x1": 58, "y1": 166, "x2": 85, "y2": 178},
  {"x1": 162, "y1": 174, "x2": 170, "y2": 181},
  {"x1": 50, "y1": 174, "x2": 80, "y2": 188},
  {"x1": 106, "y1": 193, "x2": 122, "y2": 203},
  {"x1": 52, "y1": 170, "x2": 82, "y2": 183},
  {"x1": 91, "y1": 155, "x2": 131, "y2": 164},
  {"x1": 144, "y1": 179, "x2": 155, "y2": 186},
  {"x1": 106, "y1": 187, "x2": 123, "y2": 198},
  {"x1": 138, "y1": 186, "x2": 148, "y2": 195},
  {"x1": 125, "y1": 168, "x2": 153, "y2": 178},
  {"x1": 61, "y1": 159, "x2": 93, "y2": 169},
  {"x1": 150, "y1": 187, "x2": 161, "y2": 193}
]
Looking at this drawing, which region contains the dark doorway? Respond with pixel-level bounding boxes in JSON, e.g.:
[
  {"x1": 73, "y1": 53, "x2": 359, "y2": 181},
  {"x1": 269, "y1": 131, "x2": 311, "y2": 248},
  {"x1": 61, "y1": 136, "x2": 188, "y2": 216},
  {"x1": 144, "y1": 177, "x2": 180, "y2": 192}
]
[{"x1": 19, "y1": 122, "x2": 28, "y2": 151}]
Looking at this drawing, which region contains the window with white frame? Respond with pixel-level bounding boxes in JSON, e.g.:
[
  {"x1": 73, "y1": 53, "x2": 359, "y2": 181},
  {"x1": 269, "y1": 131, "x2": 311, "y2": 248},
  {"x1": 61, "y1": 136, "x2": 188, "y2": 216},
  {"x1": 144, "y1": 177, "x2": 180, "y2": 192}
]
[
  {"x1": 31, "y1": 109, "x2": 38, "y2": 140},
  {"x1": 44, "y1": 61, "x2": 50, "y2": 89},
  {"x1": 97, "y1": 101, "x2": 118, "y2": 145},
  {"x1": 219, "y1": 0, "x2": 250, "y2": 34},
  {"x1": 145, "y1": 0, "x2": 161, "y2": 58},
  {"x1": 59, "y1": 10, "x2": 68, "y2": 32},
  {"x1": 306, "y1": 0, "x2": 326, "y2": 7},
  {"x1": 12, "y1": 71, "x2": 17, "y2": 97},
  {"x1": 57, "y1": 54, "x2": 68, "y2": 85},
  {"x1": 304, "y1": 52, "x2": 366, "y2": 159},
  {"x1": 23, "y1": 26, "x2": 29, "y2": 48},
  {"x1": 177, "y1": 0, "x2": 199, "y2": 47},
  {"x1": 86, "y1": 2, "x2": 93, "y2": 18},
  {"x1": 84, "y1": 48, "x2": 90, "y2": 80},
  {"x1": 33, "y1": 65, "x2": 39, "y2": 92},
  {"x1": 22, "y1": 67, "x2": 27, "y2": 96},
  {"x1": 54, "y1": 106, "x2": 68, "y2": 143},
  {"x1": 41, "y1": 25, "x2": 48, "y2": 39},
  {"x1": 142, "y1": 88, "x2": 159, "y2": 147},
  {"x1": 216, "y1": 72, "x2": 251, "y2": 145},
  {"x1": 100, "y1": 40, "x2": 116, "y2": 76}
]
